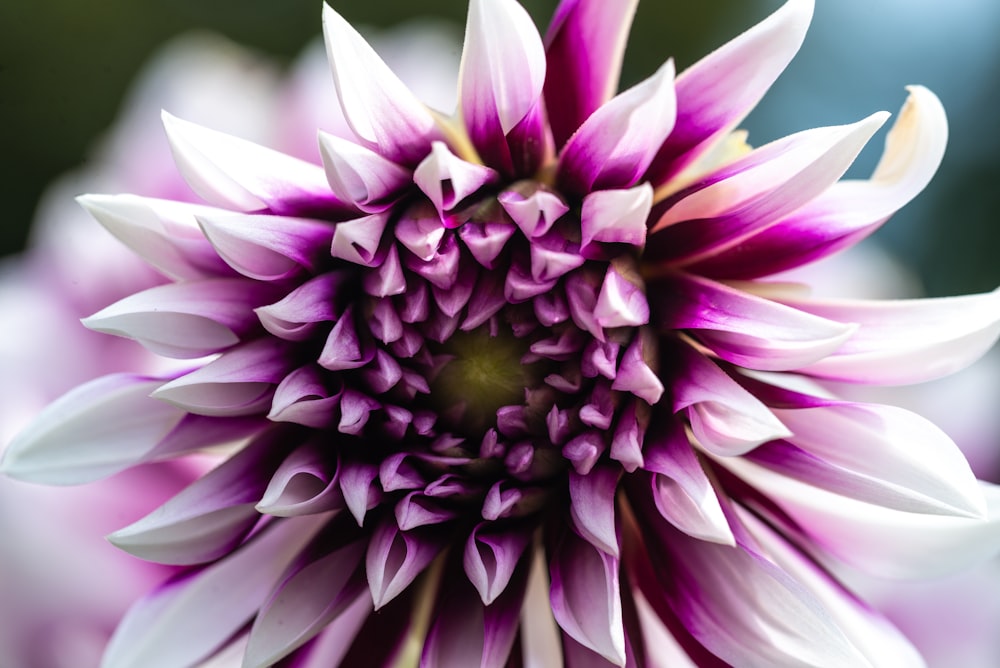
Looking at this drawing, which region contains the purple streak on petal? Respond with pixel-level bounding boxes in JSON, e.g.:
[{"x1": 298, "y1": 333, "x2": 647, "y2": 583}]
[
  {"x1": 256, "y1": 441, "x2": 344, "y2": 517},
  {"x1": 318, "y1": 130, "x2": 411, "y2": 212},
  {"x1": 649, "y1": 271, "x2": 855, "y2": 370},
  {"x1": 77, "y1": 194, "x2": 235, "y2": 281},
  {"x1": 549, "y1": 527, "x2": 626, "y2": 665},
  {"x1": 463, "y1": 522, "x2": 532, "y2": 605},
  {"x1": 460, "y1": 0, "x2": 548, "y2": 177},
  {"x1": 543, "y1": 0, "x2": 638, "y2": 148},
  {"x1": 643, "y1": 0, "x2": 814, "y2": 188},
  {"x1": 568, "y1": 465, "x2": 621, "y2": 557},
  {"x1": 84, "y1": 278, "x2": 280, "y2": 358},
  {"x1": 641, "y1": 417, "x2": 735, "y2": 545},
  {"x1": 557, "y1": 60, "x2": 676, "y2": 198},
  {"x1": 322, "y1": 5, "x2": 441, "y2": 166},
  {"x1": 197, "y1": 212, "x2": 335, "y2": 281},
  {"x1": 152, "y1": 338, "x2": 296, "y2": 417},
  {"x1": 108, "y1": 429, "x2": 294, "y2": 565},
  {"x1": 244, "y1": 539, "x2": 369, "y2": 668},
  {"x1": 366, "y1": 517, "x2": 446, "y2": 609},
  {"x1": 0, "y1": 373, "x2": 186, "y2": 485},
  {"x1": 102, "y1": 514, "x2": 329, "y2": 668},
  {"x1": 162, "y1": 112, "x2": 349, "y2": 217}
]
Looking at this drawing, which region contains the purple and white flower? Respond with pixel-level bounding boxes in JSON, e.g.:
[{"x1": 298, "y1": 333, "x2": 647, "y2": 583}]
[{"x1": 6, "y1": 1, "x2": 1000, "y2": 665}]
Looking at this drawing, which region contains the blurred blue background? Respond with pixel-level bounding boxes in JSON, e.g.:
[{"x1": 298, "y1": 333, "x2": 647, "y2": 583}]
[{"x1": 1, "y1": 0, "x2": 997, "y2": 295}]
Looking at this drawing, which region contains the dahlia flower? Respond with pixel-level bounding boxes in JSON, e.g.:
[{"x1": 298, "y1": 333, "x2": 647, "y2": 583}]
[{"x1": 7, "y1": 0, "x2": 1000, "y2": 665}]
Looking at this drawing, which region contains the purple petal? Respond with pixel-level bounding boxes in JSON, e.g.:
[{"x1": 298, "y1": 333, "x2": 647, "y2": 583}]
[
  {"x1": 366, "y1": 518, "x2": 445, "y2": 609},
  {"x1": 339, "y1": 459, "x2": 382, "y2": 527},
  {"x1": 102, "y1": 514, "x2": 329, "y2": 668},
  {"x1": 244, "y1": 540, "x2": 369, "y2": 667},
  {"x1": 414, "y1": 141, "x2": 499, "y2": 217},
  {"x1": 197, "y1": 211, "x2": 335, "y2": 281},
  {"x1": 322, "y1": 5, "x2": 441, "y2": 165},
  {"x1": 84, "y1": 278, "x2": 278, "y2": 358},
  {"x1": 642, "y1": 417, "x2": 734, "y2": 545},
  {"x1": 594, "y1": 262, "x2": 649, "y2": 328},
  {"x1": 568, "y1": 465, "x2": 621, "y2": 557},
  {"x1": 644, "y1": 0, "x2": 814, "y2": 187},
  {"x1": 580, "y1": 184, "x2": 651, "y2": 252},
  {"x1": 318, "y1": 131, "x2": 411, "y2": 212},
  {"x1": 329, "y1": 211, "x2": 391, "y2": 267},
  {"x1": 152, "y1": 338, "x2": 295, "y2": 416},
  {"x1": 650, "y1": 271, "x2": 856, "y2": 370},
  {"x1": 549, "y1": 527, "x2": 626, "y2": 665},
  {"x1": 458, "y1": 219, "x2": 518, "y2": 269},
  {"x1": 256, "y1": 441, "x2": 344, "y2": 517},
  {"x1": 107, "y1": 431, "x2": 292, "y2": 565},
  {"x1": 498, "y1": 183, "x2": 569, "y2": 239},
  {"x1": 255, "y1": 271, "x2": 346, "y2": 342},
  {"x1": 162, "y1": 112, "x2": 347, "y2": 217},
  {"x1": 610, "y1": 331, "x2": 664, "y2": 405},
  {"x1": 557, "y1": 60, "x2": 676, "y2": 197},
  {"x1": 0, "y1": 374, "x2": 185, "y2": 484},
  {"x1": 269, "y1": 365, "x2": 343, "y2": 428},
  {"x1": 463, "y1": 522, "x2": 531, "y2": 605},
  {"x1": 543, "y1": 0, "x2": 638, "y2": 147}
]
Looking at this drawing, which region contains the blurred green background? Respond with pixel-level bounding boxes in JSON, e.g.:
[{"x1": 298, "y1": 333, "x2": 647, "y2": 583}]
[{"x1": 1, "y1": 0, "x2": 998, "y2": 296}]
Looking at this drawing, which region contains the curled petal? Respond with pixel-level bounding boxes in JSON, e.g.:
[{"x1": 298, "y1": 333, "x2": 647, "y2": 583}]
[
  {"x1": 339, "y1": 459, "x2": 382, "y2": 527},
  {"x1": 463, "y1": 523, "x2": 531, "y2": 605},
  {"x1": 498, "y1": 183, "x2": 569, "y2": 238},
  {"x1": 788, "y1": 289, "x2": 1000, "y2": 384},
  {"x1": 594, "y1": 263, "x2": 649, "y2": 329},
  {"x1": 611, "y1": 332, "x2": 665, "y2": 405},
  {"x1": 414, "y1": 141, "x2": 499, "y2": 216},
  {"x1": 255, "y1": 271, "x2": 346, "y2": 342},
  {"x1": 557, "y1": 60, "x2": 677, "y2": 197},
  {"x1": 319, "y1": 131, "x2": 412, "y2": 212},
  {"x1": 569, "y1": 465, "x2": 621, "y2": 557},
  {"x1": 102, "y1": 514, "x2": 329, "y2": 668},
  {"x1": 256, "y1": 441, "x2": 343, "y2": 516},
  {"x1": 644, "y1": 0, "x2": 815, "y2": 187},
  {"x1": 198, "y1": 212, "x2": 335, "y2": 281},
  {"x1": 580, "y1": 184, "x2": 651, "y2": 251},
  {"x1": 543, "y1": 0, "x2": 638, "y2": 147},
  {"x1": 84, "y1": 278, "x2": 278, "y2": 358},
  {"x1": 322, "y1": 4, "x2": 440, "y2": 165},
  {"x1": 330, "y1": 212, "x2": 391, "y2": 267},
  {"x1": 0, "y1": 374, "x2": 185, "y2": 484},
  {"x1": 366, "y1": 519, "x2": 445, "y2": 609},
  {"x1": 162, "y1": 112, "x2": 346, "y2": 217}
]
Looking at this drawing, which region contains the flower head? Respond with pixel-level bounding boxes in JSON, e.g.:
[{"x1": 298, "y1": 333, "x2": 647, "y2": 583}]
[{"x1": 7, "y1": 0, "x2": 1000, "y2": 665}]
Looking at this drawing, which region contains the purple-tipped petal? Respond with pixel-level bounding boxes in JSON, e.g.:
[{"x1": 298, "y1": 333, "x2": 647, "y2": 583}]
[
  {"x1": 101, "y1": 514, "x2": 329, "y2": 668},
  {"x1": 580, "y1": 184, "x2": 651, "y2": 252},
  {"x1": 414, "y1": 141, "x2": 499, "y2": 217},
  {"x1": 318, "y1": 131, "x2": 412, "y2": 212},
  {"x1": 255, "y1": 271, "x2": 346, "y2": 342},
  {"x1": 244, "y1": 540, "x2": 369, "y2": 668},
  {"x1": 197, "y1": 211, "x2": 335, "y2": 281},
  {"x1": 644, "y1": 0, "x2": 815, "y2": 187},
  {"x1": 568, "y1": 465, "x2": 621, "y2": 557},
  {"x1": 543, "y1": 0, "x2": 638, "y2": 147},
  {"x1": 78, "y1": 194, "x2": 233, "y2": 280},
  {"x1": 651, "y1": 271, "x2": 856, "y2": 370},
  {"x1": 0, "y1": 374, "x2": 185, "y2": 485},
  {"x1": 366, "y1": 518, "x2": 444, "y2": 609},
  {"x1": 463, "y1": 523, "x2": 531, "y2": 605},
  {"x1": 162, "y1": 112, "x2": 346, "y2": 217},
  {"x1": 84, "y1": 278, "x2": 277, "y2": 358},
  {"x1": 108, "y1": 432, "x2": 291, "y2": 565},
  {"x1": 549, "y1": 527, "x2": 626, "y2": 666},
  {"x1": 557, "y1": 59, "x2": 676, "y2": 197},
  {"x1": 322, "y1": 4, "x2": 441, "y2": 165},
  {"x1": 152, "y1": 338, "x2": 295, "y2": 416},
  {"x1": 459, "y1": 0, "x2": 548, "y2": 176}
]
